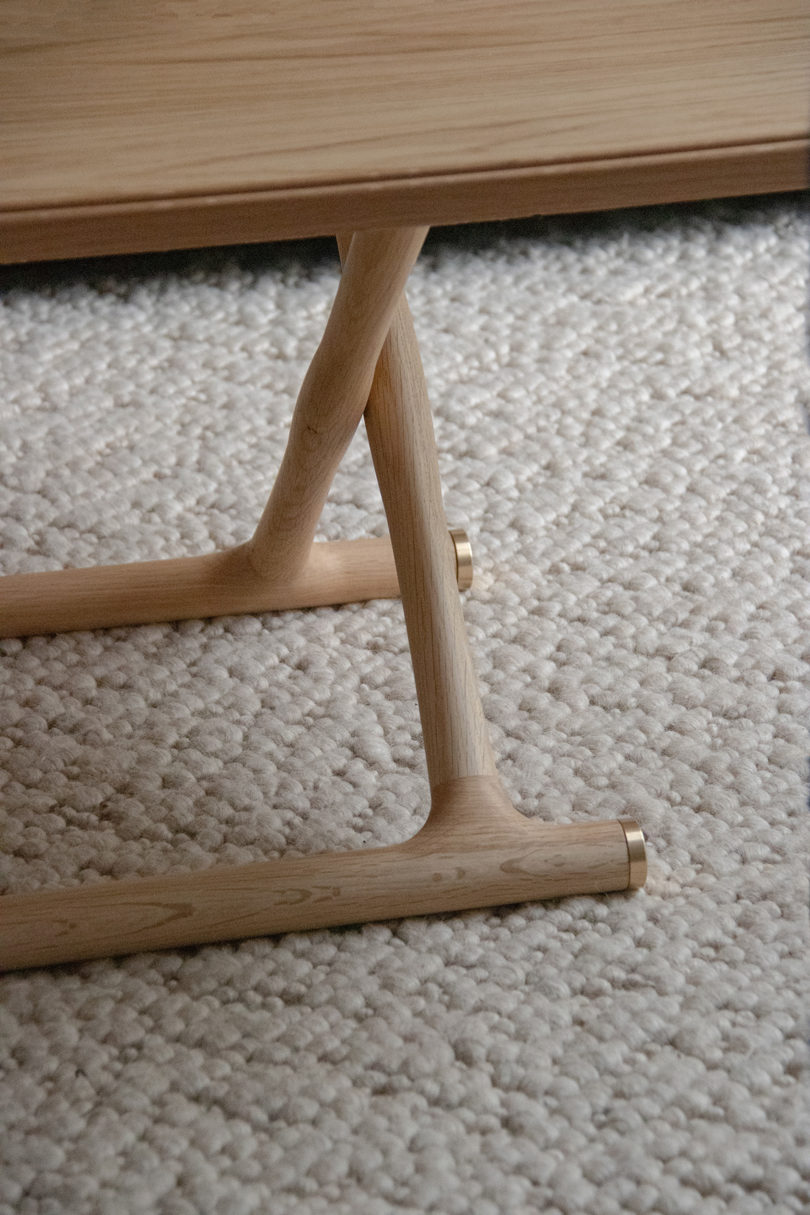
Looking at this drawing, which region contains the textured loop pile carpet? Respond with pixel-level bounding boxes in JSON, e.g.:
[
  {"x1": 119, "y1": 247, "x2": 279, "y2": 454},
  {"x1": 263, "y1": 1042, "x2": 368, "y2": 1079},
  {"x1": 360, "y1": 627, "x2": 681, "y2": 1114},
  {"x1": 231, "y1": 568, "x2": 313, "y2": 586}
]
[{"x1": 1, "y1": 196, "x2": 808, "y2": 1214}]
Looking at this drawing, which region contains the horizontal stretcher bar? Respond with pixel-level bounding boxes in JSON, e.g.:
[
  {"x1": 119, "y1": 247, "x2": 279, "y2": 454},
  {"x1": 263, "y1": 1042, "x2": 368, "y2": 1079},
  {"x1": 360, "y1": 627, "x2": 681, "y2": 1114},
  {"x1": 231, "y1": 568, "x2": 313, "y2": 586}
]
[
  {"x1": 0, "y1": 532, "x2": 472, "y2": 637},
  {"x1": 0, "y1": 778, "x2": 646, "y2": 970}
]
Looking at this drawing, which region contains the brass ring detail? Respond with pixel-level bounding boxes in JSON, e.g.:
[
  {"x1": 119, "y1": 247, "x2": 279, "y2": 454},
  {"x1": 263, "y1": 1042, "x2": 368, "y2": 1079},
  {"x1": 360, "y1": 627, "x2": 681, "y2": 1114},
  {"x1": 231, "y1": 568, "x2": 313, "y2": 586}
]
[
  {"x1": 449, "y1": 527, "x2": 474, "y2": 591},
  {"x1": 618, "y1": 819, "x2": 647, "y2": 889}
]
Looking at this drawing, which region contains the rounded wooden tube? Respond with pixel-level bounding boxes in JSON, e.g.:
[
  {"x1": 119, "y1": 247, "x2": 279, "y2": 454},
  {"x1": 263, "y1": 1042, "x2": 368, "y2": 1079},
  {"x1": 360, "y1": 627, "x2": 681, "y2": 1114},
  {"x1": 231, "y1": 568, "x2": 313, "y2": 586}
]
[
  {"x1": 247, "y1": 225, "x2": 428, "y2": 581},
  {"x1": 0, "y1": 780, "x2": 640, "y2": 970},
  {"x1": 346, "y1": 235, "x2": 497, "y2": 788},
  {"x1": 0, "y1": 538, "x2": 406, "y2": 636}
]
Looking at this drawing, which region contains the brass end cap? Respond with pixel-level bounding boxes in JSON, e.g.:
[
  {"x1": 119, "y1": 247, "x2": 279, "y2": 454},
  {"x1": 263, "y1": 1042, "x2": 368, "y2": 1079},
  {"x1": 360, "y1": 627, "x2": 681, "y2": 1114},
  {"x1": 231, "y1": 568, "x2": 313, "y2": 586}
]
[
  {"x1": 618, "y1": 819, "x2": 647, "y2": 889},
  {"x1": 449, "y1": 527, "x2": 474, "y2": 591}
]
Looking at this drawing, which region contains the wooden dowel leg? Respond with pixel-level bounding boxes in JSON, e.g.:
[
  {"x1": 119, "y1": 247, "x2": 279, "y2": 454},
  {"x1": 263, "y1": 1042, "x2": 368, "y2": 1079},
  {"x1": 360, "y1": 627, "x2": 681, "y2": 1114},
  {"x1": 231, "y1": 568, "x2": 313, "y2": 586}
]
[
  {"x1": 368, "y1": 302, "x2": 498, "y2": 789},
  {"x1": 337, "y1": 233, "x2": 496, "y2": 792},
  {"x1": 247, "y1": 226, "x2": 427, "y2": 581}
]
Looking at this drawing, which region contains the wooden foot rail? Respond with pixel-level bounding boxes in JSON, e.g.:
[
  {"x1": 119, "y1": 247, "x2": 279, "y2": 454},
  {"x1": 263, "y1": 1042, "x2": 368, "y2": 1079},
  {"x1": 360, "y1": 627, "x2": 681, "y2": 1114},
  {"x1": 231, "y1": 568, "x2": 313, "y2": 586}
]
[
  {"x1": 0, "y1": 780, "x2": 645, "y2": 970},
  {"x1": 0, "y1": 225, "x2": 647, "y2": 970},
  {"x1": 0, "y1": 533, "x2": 472, "y2": 637}
]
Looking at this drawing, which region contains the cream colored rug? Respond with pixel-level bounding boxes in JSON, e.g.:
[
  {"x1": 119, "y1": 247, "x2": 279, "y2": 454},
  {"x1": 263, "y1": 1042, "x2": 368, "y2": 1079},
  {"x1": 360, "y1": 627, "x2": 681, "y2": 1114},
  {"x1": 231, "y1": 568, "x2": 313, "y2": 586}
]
[{"x1": 1, "y1": 195, "x2": 808, "y2": 1213}]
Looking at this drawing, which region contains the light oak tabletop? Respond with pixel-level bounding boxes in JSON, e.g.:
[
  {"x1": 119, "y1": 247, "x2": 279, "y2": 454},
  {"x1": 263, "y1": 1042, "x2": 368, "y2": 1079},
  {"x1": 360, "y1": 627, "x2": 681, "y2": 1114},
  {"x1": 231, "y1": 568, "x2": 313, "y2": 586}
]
[{"x1": 1, "y1": 0, "x2": 807, "y2": 260}]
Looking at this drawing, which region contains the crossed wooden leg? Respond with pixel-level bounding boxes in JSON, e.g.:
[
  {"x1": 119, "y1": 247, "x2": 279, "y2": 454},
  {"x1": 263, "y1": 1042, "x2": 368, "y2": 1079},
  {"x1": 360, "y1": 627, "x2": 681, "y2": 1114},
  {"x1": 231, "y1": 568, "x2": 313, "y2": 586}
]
[{"x1": 0, "y1": 227, "x2": 646, "y2": 970}]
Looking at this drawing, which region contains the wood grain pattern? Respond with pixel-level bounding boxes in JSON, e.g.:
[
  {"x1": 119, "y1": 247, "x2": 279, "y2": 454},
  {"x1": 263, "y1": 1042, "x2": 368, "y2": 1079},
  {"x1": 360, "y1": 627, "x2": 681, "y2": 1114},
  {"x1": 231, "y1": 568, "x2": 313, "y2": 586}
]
[
  {"x1": 0, "y1": 532, "x2": 473, "y2": 637},
  {"x1": 0, "y1": 225, "x2": 650, "y2": 969},
  {"x1": 248, "y1": 227, "x2": 427, "y2": 579},
  {"x1": 0, "y1": 539, "x2": 404, "y2": 636},
  {"x1": 344, "y1": 234, "x2": 498, "y2": 789},
  {"x1": 0, "y1": 779, "x2": 637, "y2": 970},
  {"x1": 1, "y1": 1, "x2": 807, "y2": 261},
  {"x1": 0, "y1": 227, "x2": 426, "y2": 634}
]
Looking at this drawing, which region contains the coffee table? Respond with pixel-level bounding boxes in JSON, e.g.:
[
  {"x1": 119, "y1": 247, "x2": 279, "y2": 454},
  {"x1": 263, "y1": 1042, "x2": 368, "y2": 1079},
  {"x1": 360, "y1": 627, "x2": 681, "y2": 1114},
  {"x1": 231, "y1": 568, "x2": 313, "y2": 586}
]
[{"x1": 1, "y1": 1, "x2": 806, "y2": 968}]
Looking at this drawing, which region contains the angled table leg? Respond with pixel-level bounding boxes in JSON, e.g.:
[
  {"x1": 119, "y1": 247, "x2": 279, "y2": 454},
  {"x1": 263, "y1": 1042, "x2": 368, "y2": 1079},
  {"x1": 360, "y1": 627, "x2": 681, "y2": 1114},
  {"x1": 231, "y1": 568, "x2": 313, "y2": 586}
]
[
  {"x1": 0, "y1": 227, "x2": 430, "y2": 637},
  {"x1": 343, "y1": 230, "x2": 645, "y2": 874},
  {"x1": 0, "y1": 226, "x2": 646, "y2": 970}
]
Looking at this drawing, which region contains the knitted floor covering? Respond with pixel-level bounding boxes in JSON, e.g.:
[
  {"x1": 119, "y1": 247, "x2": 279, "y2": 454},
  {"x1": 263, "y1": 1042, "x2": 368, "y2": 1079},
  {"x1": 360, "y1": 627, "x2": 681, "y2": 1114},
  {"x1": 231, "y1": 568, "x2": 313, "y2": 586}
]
[{"x1": 1, "y1": 196, "x2": 808, "y2": 1214}]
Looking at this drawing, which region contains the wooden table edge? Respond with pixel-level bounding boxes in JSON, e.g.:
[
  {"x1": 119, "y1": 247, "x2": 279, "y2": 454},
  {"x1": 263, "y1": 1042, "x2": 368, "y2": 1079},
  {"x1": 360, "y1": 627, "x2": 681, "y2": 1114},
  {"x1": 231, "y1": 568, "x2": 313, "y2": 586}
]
[{"x1": 2, "y1": 138, "x2": 807, "y2": 264}]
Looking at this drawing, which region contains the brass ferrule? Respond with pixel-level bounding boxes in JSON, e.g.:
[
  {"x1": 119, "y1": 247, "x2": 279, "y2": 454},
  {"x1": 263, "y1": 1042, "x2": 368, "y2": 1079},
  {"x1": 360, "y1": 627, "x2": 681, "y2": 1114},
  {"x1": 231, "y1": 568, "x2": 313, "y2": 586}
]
[
  {"x1": 618, "y1": 819, "x2": 647, "y2": 889},
  {"x1": 450, "y1": 527, "x2": 474, "y2": 591}
]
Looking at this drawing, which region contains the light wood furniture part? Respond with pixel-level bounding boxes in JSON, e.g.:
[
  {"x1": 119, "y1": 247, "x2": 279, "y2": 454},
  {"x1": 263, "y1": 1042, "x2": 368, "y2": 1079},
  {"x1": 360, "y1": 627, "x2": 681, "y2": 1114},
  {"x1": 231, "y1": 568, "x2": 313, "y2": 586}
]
[
  {"x1": 1, "y1": 1, "x2": 807, "y2": 262},
  {"x1": 0, "y1": 225, "x2": 645, "y2": 969},
  {"x1": 2, "y1": 0, "x2": 806, "y2": 968}
]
